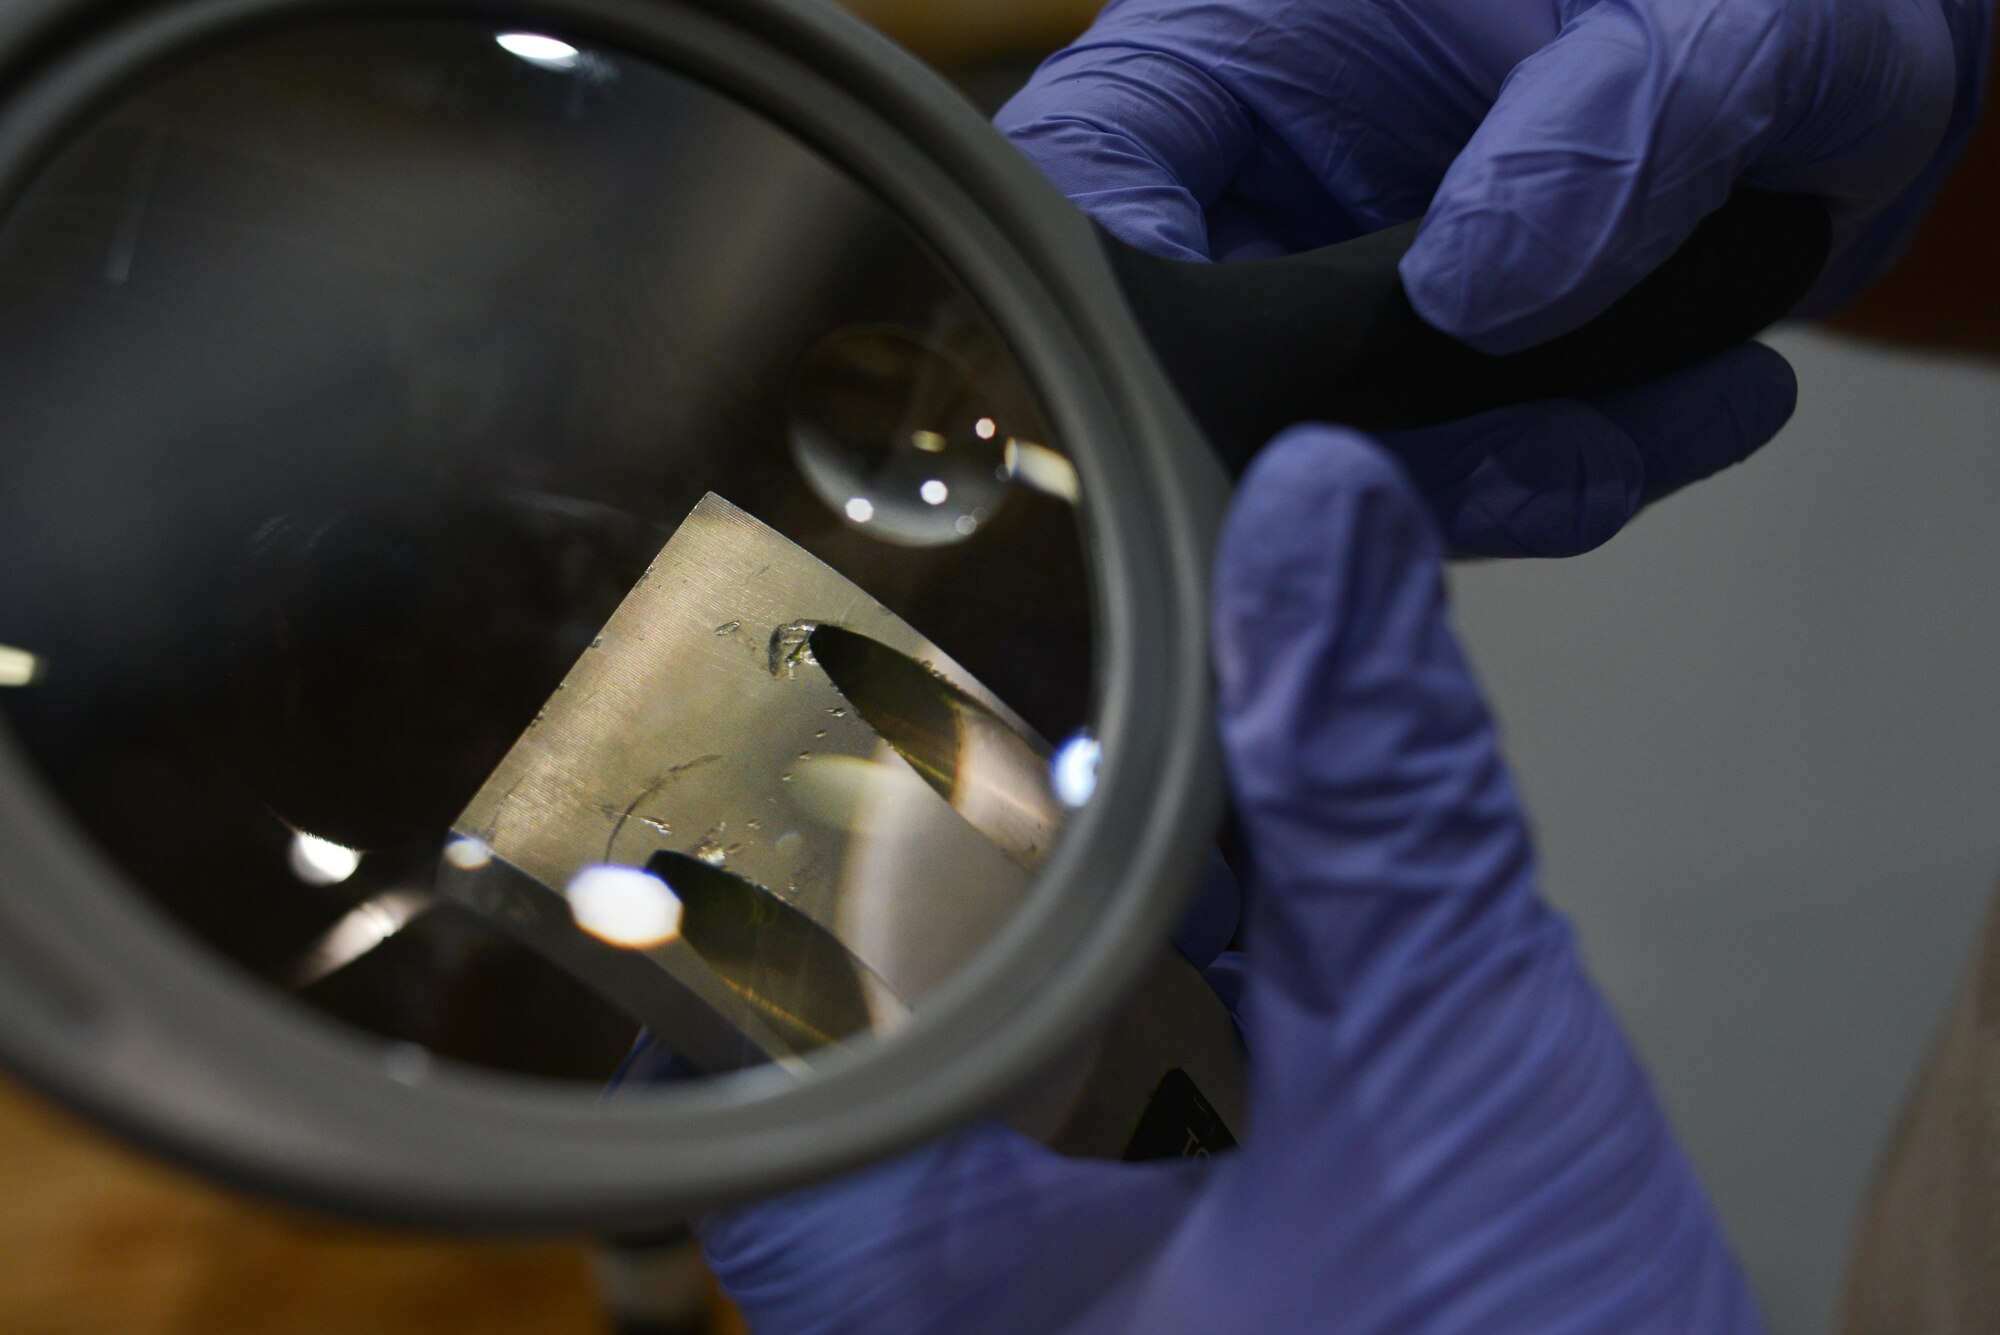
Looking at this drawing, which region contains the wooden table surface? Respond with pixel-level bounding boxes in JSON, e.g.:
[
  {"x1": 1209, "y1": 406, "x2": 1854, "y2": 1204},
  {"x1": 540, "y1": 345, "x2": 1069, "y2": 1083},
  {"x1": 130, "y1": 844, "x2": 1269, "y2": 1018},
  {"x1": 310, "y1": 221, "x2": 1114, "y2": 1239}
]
[{"x1": 0, "y1": 1077, "x2": 756, "y2": 1335}]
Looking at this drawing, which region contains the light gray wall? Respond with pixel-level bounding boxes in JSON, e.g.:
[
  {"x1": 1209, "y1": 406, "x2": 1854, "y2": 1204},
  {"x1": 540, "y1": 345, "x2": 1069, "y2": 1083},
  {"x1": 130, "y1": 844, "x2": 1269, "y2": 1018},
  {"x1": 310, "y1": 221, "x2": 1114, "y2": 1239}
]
[{"x1": 1449, "y1": 329, "x2": 2000, "y2": 1335}]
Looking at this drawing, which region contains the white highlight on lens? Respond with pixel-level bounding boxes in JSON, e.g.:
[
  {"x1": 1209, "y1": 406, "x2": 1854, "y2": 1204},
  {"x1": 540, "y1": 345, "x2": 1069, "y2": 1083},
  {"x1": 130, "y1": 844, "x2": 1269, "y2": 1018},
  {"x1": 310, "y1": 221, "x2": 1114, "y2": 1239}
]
[
  {"x1": 974, "y1": 417, "x2": 998, "y2": 441},
  {"x1": 566, "y1": 864, "x2": 683, "y2": 949},
  {"x1": 1051, "y1": 733, "x2": 1101, "y2": 809},
  {"x1": 496, "y1": 32, "x2": 581, "y2": 68},
  {"x1": 289, "y1": 832, "x2": 362, "y2": 885},
  {"x1": 920, "y1": 479, "x2": 949, "y2": 506},
  {"x1": 291, "y1": 890, "x2": 429, "y2": 987},
  {"x1": 1003, "y1": 439, "x2": 1082, "y2": 503},
  {"x1": 0, "y1": 645, "x2": 42, "y2": 687},
  {"x1": 845, "y1": 497, "x2": 876, "y2": 523},
  {"x1": 443, "y1": 836, "x2": 493, "y2": 871}
]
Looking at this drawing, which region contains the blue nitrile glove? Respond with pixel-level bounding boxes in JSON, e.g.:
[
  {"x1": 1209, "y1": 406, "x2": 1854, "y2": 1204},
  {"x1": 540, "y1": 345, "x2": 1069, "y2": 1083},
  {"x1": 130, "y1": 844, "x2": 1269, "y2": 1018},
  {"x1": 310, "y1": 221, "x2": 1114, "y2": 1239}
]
[
  {"x1": 701, "y1": 425, "x2": 1763, "y2": 1335},
  {"x1": 996, "y1": 0, "x2": 1990, "y2": 556}
]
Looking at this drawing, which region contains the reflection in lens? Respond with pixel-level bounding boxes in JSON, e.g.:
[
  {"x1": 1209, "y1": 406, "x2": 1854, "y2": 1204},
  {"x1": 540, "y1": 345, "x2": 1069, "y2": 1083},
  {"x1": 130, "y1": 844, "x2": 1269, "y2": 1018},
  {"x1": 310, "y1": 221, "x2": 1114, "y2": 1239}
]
[
  {"x1": 648, "y1": 850, "x2": 879, "y2": 1051},
  {"x1": 443, "y1": 836, "x2": 493, "y2": 871},
  {"x1": 0, "y1": 645, "x2": 42, "y2": 687},
  {"x1": 291, "y1": 890, "x2": 430, "y2": 987},
  {"x1": 567, "y1": 865, "x2": 684, "y2": 949},
  {"x1": 495, "y1": 32, "x2": 580, "y2": 68},
  {"x1": 1051, "y1": 733, "x2": 1101, "y2": 810},
  {"x1": 1004, "y1": 438, "x2": 1083, "y2": 504},
  {"x1": 789, "y1": 327, "x2": 1012, "y2": 546},
  {"x1": 808, "y1": 623, "x2": 1062, "y2": 868},
  {"x1": 289, "y1": 832, "x2": 362, "y2": 886}
]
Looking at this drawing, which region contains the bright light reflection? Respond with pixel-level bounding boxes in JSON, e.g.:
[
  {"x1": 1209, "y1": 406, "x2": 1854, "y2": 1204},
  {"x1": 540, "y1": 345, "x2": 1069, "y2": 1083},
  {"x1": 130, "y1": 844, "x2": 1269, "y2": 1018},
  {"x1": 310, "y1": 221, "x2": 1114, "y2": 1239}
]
[
  {"x1": 0, "y1": 645, "x2": 42, "y2": 687},
  {"x1": 289, "y1": 832, "x2": 362, "y2": 885},
  {"x1": 292, "y1": 891, "x2": 428, "y2": 987},
  {"x1": 845, "y1": 497, "x2": 876, "y2": 523},
  {"x1": 920, "y1": 479, "x2": 949, "y2": 506},
  {"x1": 974, "y1": 417, "x2": 998, "y2": 441},
  {"x1": 496, "y1": 32, "x2": 581, "y2": 68},
  {"x1": 567, "y1": 864, "x2": 683, "y2": 949},
  {"x1": 443, "y1": 836, "x2": 492, "y2": 871},
  {"x1": 1003, "y1": 439, "x2": 1082, "y2": 503},
  {"x1": 1051, "y1": 733, "x2": 1101, "y2": 809}
]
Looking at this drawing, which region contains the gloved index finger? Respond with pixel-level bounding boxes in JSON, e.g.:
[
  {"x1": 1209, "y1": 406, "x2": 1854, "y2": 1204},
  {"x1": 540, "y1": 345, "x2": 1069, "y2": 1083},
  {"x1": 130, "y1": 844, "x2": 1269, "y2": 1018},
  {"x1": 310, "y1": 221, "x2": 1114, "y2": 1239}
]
[
  {"x1": 1212, "y1": 424, "x2": 1542, "y2": 1040},
  {"x1": 1403, "y1": 0, "x2": 1956, "y2": 354},
  {"x1": 995, "y1": 10, "x2": 1259, "y2": 260}
]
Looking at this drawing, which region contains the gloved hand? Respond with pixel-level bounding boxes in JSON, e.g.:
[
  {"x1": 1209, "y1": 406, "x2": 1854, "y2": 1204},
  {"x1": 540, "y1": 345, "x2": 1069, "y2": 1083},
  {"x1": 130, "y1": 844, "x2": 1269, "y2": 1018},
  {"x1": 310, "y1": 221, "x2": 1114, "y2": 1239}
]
[
  {"x1": 1001, "y1": 0, "x2": 1986, "y2": 339},
  {"x1": 994, "y1": 0, "x2": 1990, "y2": 556},
  {"x1": 701, "y1": 426, "x2": 1765, "y2": 1334}
]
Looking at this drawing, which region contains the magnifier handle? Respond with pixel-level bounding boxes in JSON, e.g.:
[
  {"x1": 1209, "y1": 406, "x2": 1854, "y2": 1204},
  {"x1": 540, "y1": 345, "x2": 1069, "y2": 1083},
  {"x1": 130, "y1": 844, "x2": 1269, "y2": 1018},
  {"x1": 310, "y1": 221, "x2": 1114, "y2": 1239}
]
[{"x1": 1104, "y1": 190, "x2": 1831, "y2": 471}]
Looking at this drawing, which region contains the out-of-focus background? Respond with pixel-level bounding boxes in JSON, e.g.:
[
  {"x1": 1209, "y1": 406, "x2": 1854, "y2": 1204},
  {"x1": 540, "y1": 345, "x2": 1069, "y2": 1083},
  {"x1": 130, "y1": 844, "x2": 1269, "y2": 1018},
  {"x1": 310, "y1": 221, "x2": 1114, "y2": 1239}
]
[
  {"x1": 3, "y1": 5, "x2": 1997, "y2": 1335},
  {"x1": 1456, "y1": 329, "x2": 2000, "y2": 1335}
]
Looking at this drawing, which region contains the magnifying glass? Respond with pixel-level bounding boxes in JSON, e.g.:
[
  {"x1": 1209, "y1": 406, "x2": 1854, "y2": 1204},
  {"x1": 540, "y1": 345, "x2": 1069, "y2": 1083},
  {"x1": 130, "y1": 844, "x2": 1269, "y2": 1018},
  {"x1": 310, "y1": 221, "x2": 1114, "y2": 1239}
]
[{"x1": 0, "y1": 0, "x2": 1826, "y2": 1231}]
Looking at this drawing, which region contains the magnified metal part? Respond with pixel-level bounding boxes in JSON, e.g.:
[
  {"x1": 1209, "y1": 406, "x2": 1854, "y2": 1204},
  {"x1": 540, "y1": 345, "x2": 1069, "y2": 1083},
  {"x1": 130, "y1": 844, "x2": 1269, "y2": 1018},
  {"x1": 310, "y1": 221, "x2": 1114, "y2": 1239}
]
[
  {"x1": 444, "y1": 493, "x2": 1051, "y2": 1066},
  {"x1": 437, "y1": 493, "x2": 1245, "y2": 1151}
]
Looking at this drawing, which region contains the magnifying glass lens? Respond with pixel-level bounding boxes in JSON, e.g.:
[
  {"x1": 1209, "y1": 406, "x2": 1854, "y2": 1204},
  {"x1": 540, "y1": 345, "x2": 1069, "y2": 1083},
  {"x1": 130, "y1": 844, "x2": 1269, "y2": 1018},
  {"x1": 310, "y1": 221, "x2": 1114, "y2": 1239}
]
[{"x1": 0, "y1": 19, "x2": 1096, "y2": 1086}]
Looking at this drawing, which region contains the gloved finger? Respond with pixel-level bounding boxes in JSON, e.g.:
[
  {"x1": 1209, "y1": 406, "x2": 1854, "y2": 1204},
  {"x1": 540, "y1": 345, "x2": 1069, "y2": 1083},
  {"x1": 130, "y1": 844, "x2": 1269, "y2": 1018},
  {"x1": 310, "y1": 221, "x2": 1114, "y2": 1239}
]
[
  {"x1": 1385, "y1": 401, "x2": 1645, "y2": 558},
  {"x1": 994, "y1": 19, "x2": 1256, "y2": 259},
  {"x1": 1381, "y1": 340, "x2": 1796, "y2": 556},
  {"x1": 702, "y1": 1121, "x2": 1202, "y2": 1335},
  {"x1": 1403, "y1": 0, "x2": 1957, "y2": 354},
  {"x1": 1589, "y1": 339, "x2": 1797, "y2": 506},
  {"x1": 1171, "y1": 423, "x2": 1761, "y2": 1333},
  {"x1": 1212, "y1": 424, "x2": 1547, "y2": 1101}
]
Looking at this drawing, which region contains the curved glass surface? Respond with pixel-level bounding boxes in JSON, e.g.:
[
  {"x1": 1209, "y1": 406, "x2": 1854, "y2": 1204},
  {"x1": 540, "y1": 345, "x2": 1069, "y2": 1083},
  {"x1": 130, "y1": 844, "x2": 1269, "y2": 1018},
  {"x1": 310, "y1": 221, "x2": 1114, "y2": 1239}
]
[{"x1": 0, "y1": 20, "x2": 1095, "y2": 1085}]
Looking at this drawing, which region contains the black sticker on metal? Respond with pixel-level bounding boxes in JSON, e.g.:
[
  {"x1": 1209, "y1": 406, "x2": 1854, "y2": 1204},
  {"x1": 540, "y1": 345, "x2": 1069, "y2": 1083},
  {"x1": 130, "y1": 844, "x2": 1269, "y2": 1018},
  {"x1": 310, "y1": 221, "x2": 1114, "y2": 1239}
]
[{"x1": 1121, "y1": 1067, "x2": 1238, "y2": 1162}]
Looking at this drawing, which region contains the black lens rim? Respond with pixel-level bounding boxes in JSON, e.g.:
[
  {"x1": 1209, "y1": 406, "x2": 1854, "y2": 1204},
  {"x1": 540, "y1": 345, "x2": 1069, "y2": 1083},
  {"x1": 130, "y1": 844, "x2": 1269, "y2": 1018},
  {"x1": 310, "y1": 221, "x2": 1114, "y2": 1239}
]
[{"x1": 0, "y1": 0, "x2": 1228, "y2": 1228}]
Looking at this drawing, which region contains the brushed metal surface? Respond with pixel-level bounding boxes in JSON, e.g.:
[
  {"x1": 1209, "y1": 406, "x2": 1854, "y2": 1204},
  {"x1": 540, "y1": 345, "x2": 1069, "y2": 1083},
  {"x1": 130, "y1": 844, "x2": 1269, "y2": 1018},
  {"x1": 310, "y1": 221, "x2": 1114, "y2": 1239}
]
[{"x1": 449, "y1": 493, "x2": 1052, "y2": 1061}]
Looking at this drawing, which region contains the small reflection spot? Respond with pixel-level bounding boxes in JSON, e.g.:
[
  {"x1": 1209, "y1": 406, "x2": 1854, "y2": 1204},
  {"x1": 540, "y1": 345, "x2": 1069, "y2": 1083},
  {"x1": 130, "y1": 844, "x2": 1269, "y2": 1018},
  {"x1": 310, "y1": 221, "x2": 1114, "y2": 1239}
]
[
  {"x1": 567, "y1": 864, "x2": 683, "y2": 948},
  {"x1": 845, "y1": 497, "x2": 876, "y2": 523},
  {"x1": 1052, "y1": 734, "x2": 1101, "y2": 809},
  {"x1": 0, "y1": 645, "x2": 42, "y2": 687},
  {"x1": 290, "y1": 832, "x2": 361, "y2": 885},
  {"x1": 496, "y1": 33, "x2": 580, "y2": 68},
  {"x1": 975, "y1": 417, "x2": 998, "y2": 441},
  {"x1": 443, "y1": 836, "x2": 492, "y2": 872},
  {"x1": 920, "y1": 479, "x2": 949, "y2": 506},
  {"x1": 1004, "y1": 439, "x2": 1083, "y2": 503}
]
